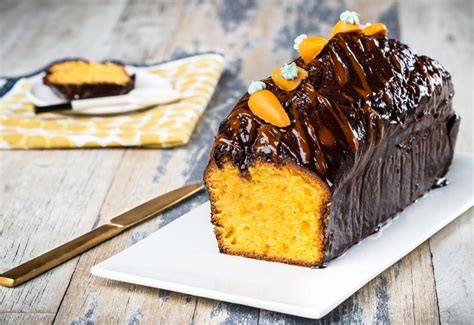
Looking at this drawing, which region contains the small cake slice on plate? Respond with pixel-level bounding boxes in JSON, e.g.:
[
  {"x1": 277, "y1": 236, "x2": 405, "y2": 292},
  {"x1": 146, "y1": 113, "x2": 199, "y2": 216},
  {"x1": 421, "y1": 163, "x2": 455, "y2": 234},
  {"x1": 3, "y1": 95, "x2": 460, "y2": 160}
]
[
  {"x1": 43, "y1": 60, "x2": 135, "y2": 100},
  {"x1": 204, "y1": 11, "x2": 460, "y2": 267}
]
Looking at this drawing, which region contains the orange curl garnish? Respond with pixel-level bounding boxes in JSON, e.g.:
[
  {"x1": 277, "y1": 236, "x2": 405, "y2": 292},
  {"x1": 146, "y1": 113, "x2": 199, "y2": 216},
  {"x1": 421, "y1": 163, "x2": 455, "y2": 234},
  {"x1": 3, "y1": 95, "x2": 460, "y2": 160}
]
[
  {"x1": 248, "y1": 90, "x2": 290, "y2": 127},
  {"x1": 271, "y1": 66, "x2": 308, "y2": 91},
  {"x1": 329, "y1": 20, "x2": 362, "y2": 38},
  {"x1": 363, "y1": 23, "x2": 388, "y2": 37},
  {"x1": 299, "y1": 36, "x2": 328, "y2": 64}
]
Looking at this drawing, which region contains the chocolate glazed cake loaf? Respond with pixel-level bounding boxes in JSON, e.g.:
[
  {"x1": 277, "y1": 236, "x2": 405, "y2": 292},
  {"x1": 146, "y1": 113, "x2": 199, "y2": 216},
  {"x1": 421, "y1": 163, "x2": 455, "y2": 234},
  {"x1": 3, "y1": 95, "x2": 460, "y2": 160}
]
[{"x1": 204, "y1": 13, "x2": 460, "y2": 267}]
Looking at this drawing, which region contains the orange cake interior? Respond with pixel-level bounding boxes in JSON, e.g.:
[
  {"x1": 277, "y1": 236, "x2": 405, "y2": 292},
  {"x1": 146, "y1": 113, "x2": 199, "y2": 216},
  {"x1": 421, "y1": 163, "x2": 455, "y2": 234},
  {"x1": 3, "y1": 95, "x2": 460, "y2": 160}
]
[
  {"x1": 46, "y1": 61, "x2": 131, "y2": 85},
  {"x1": 205, "y1": 161, "x2": 330, "y2": 266}
]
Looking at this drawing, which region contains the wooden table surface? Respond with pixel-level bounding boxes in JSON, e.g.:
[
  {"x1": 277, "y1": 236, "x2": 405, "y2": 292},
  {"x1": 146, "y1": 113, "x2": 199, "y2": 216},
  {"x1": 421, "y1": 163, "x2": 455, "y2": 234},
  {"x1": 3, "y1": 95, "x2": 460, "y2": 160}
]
[{"x1": 0, "y1": 0, "x2": 472, "y2": 324}]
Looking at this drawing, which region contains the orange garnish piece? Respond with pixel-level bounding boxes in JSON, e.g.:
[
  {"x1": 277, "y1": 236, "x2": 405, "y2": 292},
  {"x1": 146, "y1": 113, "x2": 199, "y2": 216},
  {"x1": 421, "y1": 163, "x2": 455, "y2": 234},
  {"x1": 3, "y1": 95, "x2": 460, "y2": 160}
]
[
  {"x1": 329, "y1": 20, "x2": 362, "y2": 38},
  {"x1": 248, "y1": 90, "x2": 290, "y2": 127},
  {"x1": 299, "y1": 36, "x2": 328, "y2": 64},
  {"x1": 271, "y1": 67, "x2": 308, "y2": 91},
  {"x1": 362, "y1": 23, "x2": 388, "y2": 37}
]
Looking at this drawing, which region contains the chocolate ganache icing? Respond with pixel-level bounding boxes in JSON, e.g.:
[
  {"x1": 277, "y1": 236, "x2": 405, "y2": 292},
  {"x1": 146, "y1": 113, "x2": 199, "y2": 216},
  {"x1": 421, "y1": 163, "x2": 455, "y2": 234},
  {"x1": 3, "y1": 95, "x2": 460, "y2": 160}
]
[
  {"x1": 211, "y1": 32, "x2": 458, "y2": 191},
  {"x1": 206, "y1": 14, "x2": 460, "y2": 265}
]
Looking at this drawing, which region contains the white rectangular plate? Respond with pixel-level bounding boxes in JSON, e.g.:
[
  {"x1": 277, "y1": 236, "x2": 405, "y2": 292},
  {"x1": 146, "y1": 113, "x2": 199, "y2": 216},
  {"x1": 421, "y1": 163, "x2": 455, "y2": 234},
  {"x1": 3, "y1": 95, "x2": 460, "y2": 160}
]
[{"x1": 92, "y1": 153, "x2": 473, "y2": 319}]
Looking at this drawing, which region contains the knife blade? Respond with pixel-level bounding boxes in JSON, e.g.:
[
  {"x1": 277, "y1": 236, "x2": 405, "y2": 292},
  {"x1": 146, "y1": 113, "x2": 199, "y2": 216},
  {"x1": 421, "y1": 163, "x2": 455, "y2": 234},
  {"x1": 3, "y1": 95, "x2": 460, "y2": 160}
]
[{"x1": 0, "y1": 182, "x2": 204, "y2": 288}]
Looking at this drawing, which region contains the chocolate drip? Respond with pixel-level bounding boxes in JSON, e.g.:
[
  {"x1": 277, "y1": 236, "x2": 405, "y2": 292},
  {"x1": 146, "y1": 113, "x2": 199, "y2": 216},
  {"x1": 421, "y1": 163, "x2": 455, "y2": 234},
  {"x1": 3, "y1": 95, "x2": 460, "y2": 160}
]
[{"x1": 211, "y1": 33, "x2": 454, "y2": 186}]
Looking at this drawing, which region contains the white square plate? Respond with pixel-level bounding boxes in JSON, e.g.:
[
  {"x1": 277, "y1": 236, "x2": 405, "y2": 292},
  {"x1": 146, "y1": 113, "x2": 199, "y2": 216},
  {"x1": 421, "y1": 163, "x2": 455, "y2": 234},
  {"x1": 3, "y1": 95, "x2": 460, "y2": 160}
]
[{"x1": 92, "y1": 153, "x2": 473, "y2": 319}]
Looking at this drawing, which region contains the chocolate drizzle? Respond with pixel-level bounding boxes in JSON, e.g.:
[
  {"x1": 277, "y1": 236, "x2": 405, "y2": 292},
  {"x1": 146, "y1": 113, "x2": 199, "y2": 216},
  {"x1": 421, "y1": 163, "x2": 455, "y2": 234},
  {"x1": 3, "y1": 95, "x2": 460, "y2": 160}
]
[
  {"x1": 208, "y1": 32, "x2": 460, "y2": 262},
  {"x1": 211, "y1": 33, "x2": 454, "y2": 185}
]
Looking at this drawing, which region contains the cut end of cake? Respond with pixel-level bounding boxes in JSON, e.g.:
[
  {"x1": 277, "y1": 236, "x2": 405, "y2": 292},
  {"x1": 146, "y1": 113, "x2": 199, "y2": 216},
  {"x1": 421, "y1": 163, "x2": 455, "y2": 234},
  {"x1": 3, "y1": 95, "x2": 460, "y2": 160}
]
[
  {"x1": 45, "y1": 60, "x2": 131, "y2": 85},
  {"x1": 205, "y1": 161, "x2": 331, "y2": 267}
]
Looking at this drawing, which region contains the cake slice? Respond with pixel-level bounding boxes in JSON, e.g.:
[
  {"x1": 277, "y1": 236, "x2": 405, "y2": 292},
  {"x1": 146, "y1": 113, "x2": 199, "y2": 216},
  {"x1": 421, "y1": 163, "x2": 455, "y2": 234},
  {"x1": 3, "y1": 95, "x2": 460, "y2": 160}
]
[
  {"x1": 204, "y1": 12, "x2": 460, "y2": 267},
  {"x1": 43, "y1": 60, "x2": 135, "y2": 100}
]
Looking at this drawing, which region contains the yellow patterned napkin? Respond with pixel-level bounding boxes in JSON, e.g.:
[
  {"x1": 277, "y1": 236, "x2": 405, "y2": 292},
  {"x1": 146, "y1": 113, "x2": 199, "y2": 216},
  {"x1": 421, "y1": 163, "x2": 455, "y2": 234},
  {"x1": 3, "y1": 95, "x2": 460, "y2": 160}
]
[{"x1": 0, "y1": 53, "x2": 224, "y2": 149}]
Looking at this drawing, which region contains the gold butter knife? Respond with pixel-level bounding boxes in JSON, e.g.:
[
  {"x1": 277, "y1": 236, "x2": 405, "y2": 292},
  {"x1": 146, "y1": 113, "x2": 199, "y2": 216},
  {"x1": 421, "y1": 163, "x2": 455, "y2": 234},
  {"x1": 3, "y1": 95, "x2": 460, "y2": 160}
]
[{"x1": 0, "y1": 182, "x2": 204, "y2": 288}]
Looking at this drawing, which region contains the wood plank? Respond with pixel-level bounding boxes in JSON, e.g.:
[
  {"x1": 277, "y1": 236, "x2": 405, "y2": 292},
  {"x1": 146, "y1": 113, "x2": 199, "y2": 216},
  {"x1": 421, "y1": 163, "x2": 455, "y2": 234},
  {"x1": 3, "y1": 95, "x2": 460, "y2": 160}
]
[
  {"x1": 399, "y1": 0, "x2": 473, "y2": 152},
  {"x1": 193, "y1": 298, "x2": 259, "y2": 325},
  {"x1": 0, "y1": 0, "x2": 127, "y2": 75},
  {"x1": 387, "y1": 242, "x2": 440, "y2": 324},
  {"x1": 0, "y1": 1, "x2": 31, "y2": 69},
  {"x1": 0, "y1": 150, "x2": 124, "y2": 314},
  {"x1": 0, "y1": 0, "x2": 127, "y2": 320},
  {"x1": 400, "y1": 1, "x2": 473, "y2": 323},
  {"x1": 0, "y1": 313, "x2": 54, "y2": 325},
  {"x1": 52, "y1": 150, "x2": 201, "y2": 324},
  {"x1": 430, "y1": 208, "x2": 474, "y2": 324}
]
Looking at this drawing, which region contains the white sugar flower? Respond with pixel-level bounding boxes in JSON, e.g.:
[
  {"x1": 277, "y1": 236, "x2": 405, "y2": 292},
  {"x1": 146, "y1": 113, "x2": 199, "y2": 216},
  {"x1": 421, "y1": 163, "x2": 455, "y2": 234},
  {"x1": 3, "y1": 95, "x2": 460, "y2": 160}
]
[
  {"x1": 340, "y1": 11, "x2": 360, "y2": 24},
  {"x1": 280, "y1": 63, "x2": 298, "y2": 80},
  {"x1": 293, "y1": 34, "x2": 307, "y2": 50},
  {"x1": 247, "y1": 80, "x2": 266, "y2": 95}
]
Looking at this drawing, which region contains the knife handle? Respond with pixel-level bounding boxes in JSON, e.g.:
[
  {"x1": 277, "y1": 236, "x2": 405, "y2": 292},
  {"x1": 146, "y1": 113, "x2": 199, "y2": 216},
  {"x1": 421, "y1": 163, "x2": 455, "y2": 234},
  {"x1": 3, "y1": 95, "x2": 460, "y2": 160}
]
[
  {"x1": 0, "y1": 224, "x2": 123, "y2": 288},
  {"x1": 34, "y1": 102, "x2": 72, "y2": 114}
]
